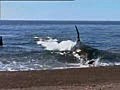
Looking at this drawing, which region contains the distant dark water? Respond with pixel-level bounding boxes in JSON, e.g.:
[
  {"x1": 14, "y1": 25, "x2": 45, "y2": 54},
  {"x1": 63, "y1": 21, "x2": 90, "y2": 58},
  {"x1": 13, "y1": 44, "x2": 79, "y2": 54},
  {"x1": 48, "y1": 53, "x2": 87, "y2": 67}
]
[
  {"x1": 1, "y1": 20, "x2": 120, "y2": 25},
  {"x1": 0, "y1": 20, "x2": 120, "y2": 71}
]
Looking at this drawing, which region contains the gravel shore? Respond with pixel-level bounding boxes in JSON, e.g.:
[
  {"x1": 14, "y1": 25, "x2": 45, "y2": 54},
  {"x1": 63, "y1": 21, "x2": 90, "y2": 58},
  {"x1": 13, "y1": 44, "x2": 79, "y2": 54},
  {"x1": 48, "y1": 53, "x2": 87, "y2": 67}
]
[{"x1": 0, "y1": 66, "x2": 120, "y2": 90}]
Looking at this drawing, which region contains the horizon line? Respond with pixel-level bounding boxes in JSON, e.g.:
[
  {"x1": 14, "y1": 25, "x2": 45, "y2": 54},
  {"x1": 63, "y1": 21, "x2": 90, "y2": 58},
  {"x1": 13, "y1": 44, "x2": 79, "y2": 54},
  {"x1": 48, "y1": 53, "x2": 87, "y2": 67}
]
[{"x1": 1, "y1": 20, "x2": 120, "y2": 22}]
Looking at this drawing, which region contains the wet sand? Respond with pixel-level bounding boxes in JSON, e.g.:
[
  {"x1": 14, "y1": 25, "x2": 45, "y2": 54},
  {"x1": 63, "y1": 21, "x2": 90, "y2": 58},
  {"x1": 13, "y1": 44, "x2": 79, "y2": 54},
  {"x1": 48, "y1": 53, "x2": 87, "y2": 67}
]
[{"x1": 0, "y1": 66, "x2": 120, "y2": 90}]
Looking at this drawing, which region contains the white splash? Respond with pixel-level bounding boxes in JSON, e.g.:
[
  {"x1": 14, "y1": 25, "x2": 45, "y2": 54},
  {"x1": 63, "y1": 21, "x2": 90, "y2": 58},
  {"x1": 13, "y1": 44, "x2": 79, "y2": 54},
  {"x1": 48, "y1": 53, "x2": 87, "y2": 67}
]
[
  {"x1": 94, "y1": 57, "x2": 101, "y2": 67},
  {"x1": 36, "y1": 37, "x2": 76, "y2": 51}
]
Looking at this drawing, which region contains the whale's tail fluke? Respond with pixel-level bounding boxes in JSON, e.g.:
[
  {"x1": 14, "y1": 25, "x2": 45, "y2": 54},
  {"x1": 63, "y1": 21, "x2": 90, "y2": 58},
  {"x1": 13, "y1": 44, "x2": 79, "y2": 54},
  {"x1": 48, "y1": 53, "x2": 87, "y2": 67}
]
[{"x1": 75, "y1": 25, "x2": 80, "y2": 42}]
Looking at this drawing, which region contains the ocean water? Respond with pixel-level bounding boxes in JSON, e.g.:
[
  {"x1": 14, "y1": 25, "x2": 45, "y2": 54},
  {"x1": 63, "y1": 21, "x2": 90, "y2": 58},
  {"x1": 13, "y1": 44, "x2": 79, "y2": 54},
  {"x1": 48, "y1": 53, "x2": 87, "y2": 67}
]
[{"x1": 0, "y1": 20, "x2": 120, "y2": 71}]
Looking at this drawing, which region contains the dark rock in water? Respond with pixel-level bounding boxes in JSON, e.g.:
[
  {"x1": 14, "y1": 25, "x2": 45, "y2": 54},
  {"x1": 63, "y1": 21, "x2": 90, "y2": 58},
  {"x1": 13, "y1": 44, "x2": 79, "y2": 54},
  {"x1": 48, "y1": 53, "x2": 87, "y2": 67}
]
[{"x1": 0, "y1": 36, "x2": 3, "y2": 46}]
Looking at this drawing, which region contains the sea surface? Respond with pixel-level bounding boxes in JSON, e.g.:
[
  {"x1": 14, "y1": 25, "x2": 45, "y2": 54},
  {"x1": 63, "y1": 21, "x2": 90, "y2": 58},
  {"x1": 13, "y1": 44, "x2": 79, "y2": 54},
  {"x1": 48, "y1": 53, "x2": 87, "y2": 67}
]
[{"x1": 0, "y1": 20, "x2": 120, "y2": 71}]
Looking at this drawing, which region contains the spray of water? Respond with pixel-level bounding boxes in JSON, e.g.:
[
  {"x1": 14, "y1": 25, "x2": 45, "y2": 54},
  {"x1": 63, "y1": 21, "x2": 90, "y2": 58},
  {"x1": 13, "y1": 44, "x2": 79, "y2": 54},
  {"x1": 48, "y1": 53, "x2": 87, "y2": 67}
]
[{"x1": 36, "y1": 37, "x2": 76, "y2": 51}]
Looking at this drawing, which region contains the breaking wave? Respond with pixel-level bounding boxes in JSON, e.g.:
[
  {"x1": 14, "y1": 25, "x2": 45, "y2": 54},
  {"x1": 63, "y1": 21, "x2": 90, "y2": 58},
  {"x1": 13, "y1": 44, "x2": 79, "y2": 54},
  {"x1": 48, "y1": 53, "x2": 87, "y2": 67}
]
[{"x1": 0, "y1": 60, "x2": 120, "y2": 71}]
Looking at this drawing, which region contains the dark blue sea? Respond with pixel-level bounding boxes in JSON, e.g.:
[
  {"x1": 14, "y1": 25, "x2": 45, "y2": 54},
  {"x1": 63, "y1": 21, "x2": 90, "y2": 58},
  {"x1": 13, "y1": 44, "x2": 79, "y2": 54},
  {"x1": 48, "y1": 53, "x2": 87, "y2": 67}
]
[{"x1": 0, "y1": 20, "x2": 120, "y2": 71}]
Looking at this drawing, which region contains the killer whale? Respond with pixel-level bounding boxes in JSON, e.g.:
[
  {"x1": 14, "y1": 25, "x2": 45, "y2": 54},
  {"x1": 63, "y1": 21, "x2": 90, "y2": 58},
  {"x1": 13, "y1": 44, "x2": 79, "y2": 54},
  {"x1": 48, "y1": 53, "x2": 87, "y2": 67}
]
[
  {"x1": 71, "y1": 25, "x2": 120, "y2": 64},
  {"x1": 71, "y1": 25, "x2": 100, "y2": 63}
]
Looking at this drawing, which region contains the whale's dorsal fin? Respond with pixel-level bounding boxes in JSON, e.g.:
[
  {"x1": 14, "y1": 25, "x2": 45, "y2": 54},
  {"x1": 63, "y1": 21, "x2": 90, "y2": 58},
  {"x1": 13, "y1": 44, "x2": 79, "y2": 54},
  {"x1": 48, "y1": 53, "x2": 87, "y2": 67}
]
[
  {"x1": 0, "y1": 36, "x2": 3, "y2": 46},
  {"x1": 75, "y1": 25, "x2": 80, "y2": 42}
]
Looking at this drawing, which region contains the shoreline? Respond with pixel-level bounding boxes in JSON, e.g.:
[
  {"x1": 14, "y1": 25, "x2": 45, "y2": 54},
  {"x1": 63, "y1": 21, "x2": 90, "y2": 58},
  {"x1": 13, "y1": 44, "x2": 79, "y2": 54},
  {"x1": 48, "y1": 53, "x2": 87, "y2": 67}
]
[{"x1": 0, "y1": 66, "x2": 119, "y2": 89}]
